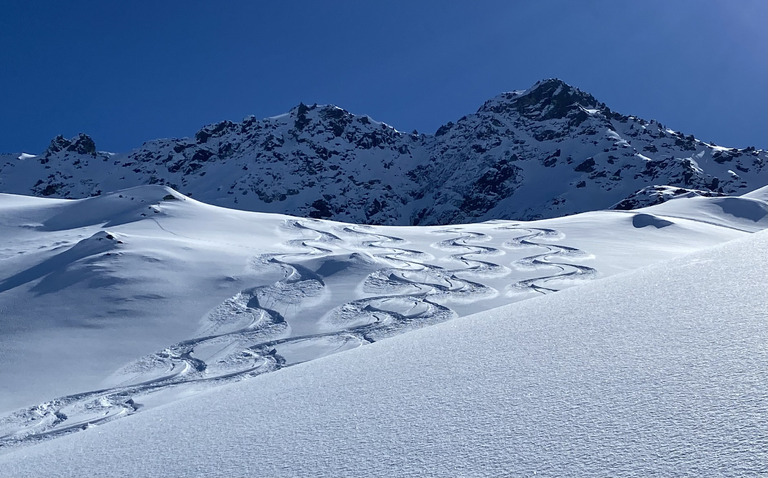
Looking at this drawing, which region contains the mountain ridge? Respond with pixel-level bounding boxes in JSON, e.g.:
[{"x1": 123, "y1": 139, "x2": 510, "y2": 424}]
[{"x1": 1, "y1": 78, "x2": 765, "y2": 225}]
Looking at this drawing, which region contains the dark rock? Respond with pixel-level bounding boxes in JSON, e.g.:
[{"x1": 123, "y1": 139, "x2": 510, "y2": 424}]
[{"x1": 574, "y1": 157, "x2": 596, "y2": 173}]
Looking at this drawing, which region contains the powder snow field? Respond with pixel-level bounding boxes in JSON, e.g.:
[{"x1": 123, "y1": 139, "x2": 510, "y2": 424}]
[
  {"x1": 0, "y1": 215, "x2": 765, "y2": 476},
  {"x1": 0, "y1": 185, "x2": 766, "y2": 475}
]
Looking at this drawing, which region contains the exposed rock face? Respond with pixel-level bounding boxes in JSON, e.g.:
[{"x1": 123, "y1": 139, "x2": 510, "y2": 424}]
[
  {"x1": 45, "y1": 133, "x2": 97, "y2": 156},
  {"x1": 1, "y1": 79, "x2": 765, "y2": 224}
]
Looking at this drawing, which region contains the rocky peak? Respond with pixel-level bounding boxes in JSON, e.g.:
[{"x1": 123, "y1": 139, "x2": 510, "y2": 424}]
[
  {"x1": 479, "y1": 78, "x2": 604, "y2": 121},
  {"x1": 44, "y1": 133, "x2": 97, "y2": 157},
  {"x1": 195, "y1": 120, "x2": 237, "y2": 144},
  {"x1": 45, "y1": 135, "x2": 71, "y2": 155},
  {"x1": 290, "y1": 103, "x2": 350, "y2": 135}
]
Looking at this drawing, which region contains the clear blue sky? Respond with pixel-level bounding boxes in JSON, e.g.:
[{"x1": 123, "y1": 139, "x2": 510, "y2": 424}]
[{"x1": 1, "y1": 0, "x2": 766, "y2": 153}]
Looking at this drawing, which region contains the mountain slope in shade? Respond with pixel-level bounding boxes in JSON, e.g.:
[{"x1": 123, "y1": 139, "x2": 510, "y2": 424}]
[
  {"x1": 1, "y1": 79, "x2": 765, "y2": 225},
  {"x1": 0, "y1": 223, "x2": 764, "y2": 477}
]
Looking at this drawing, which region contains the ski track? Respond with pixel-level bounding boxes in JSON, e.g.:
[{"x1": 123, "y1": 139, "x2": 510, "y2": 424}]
[
  {"x1": 0, "y1": 221, "x2": 595, "y2": 448},
  {"x1": 498, "y1": 225, "x2": 597, "y2": 295}
]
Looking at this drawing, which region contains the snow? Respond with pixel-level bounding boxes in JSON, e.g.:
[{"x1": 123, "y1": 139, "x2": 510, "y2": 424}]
[
  {"x1": 708, "y1": 143, "x2": 734, "y2": 152},
  {"x1": 638, "y1": 194, "x2": 768, "y2": 232},
  {"x1": 267, "y1": 112, "x2": 291, "y2": 120},
  {"x1": 742, "y1": 185, "x2": 768, "y2": 201},
  {"x1": 0, "y1": 228, "x2": 765, "y2": 477},
  {"x1": 0, "y1": 184, "x2": 765, "y2": 476},
  {"x1": 0, "y1": 187, "x2": 759, "y2": 415}
]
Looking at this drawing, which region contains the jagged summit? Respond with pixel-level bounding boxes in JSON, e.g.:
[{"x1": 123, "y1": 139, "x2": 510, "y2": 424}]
[
  {"x1": 523, "y1": 77, "x2": 593, "y2": 101},
  {"x1": 44, "y1": 133, "x2": 97, "y2": 157},
  {"x1": 1, "y1": 79, "x2": 765, "y2": 225},
  {"x1": 478, "y1": 78, "x2": 604, "y2": 120}
]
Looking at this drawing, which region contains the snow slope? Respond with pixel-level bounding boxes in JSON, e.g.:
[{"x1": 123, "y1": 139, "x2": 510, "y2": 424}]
[
  {"x1": 0, "y1": 226, "x2": 765, "y2": 477},
  {"x1": 0, "y1": 185, "x2": 764, "y2": 450}
]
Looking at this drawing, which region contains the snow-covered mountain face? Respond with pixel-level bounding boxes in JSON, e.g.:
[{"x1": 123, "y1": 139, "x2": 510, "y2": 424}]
[{"x1": 1, "y1": 79, "x2": 765, "y2": 225}]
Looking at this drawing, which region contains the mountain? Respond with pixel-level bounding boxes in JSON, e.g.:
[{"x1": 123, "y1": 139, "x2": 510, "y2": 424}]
[{"x1": 1, "y1": 79, "x2": 766, "y2": 225}]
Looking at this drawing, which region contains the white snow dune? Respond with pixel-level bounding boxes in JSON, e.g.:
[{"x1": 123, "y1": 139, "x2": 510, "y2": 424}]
[{"x1": 1, "y1": 231, "x2": 765, "y2": 477}]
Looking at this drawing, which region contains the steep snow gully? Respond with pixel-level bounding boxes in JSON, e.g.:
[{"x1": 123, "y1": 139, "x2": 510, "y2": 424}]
[{"x1": 0, "y1": 219, "x2": 594, "y2": 447}]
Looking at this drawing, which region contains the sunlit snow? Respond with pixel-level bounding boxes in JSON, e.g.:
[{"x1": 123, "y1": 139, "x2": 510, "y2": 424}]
[{"x1": 0, "y1": 185, "x2": 765, "y2": 476}]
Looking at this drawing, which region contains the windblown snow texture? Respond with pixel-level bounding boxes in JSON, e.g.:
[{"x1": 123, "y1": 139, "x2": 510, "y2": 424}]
[
  {"x1": 1, "y1": 227, "x2": 765, "y2": 477},
  {"x1": 0, "y1": 184, "x2": 764, "y2": 449},
  {"x1": 1, "y1": 79, "x2": 765, "y2": 224}
]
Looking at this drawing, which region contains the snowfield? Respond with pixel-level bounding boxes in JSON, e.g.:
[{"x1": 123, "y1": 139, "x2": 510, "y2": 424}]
[{"x1": 0, "y1": 185, "x2": 766, "y2": 476}]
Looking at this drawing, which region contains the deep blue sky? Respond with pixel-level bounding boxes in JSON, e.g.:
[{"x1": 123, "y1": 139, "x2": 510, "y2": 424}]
[{"x1": 2, "y1": 1, "x2": 766, "y2": 153}]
